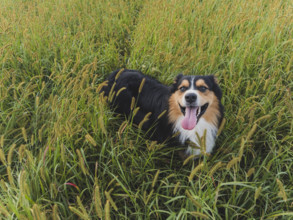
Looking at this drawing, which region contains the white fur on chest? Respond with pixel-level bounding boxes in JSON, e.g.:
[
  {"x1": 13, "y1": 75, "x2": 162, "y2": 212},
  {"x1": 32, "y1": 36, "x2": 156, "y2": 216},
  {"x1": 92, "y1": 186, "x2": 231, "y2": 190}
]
[{"x1": 173, "y1": 117, "x2": 218, "y2": 156}]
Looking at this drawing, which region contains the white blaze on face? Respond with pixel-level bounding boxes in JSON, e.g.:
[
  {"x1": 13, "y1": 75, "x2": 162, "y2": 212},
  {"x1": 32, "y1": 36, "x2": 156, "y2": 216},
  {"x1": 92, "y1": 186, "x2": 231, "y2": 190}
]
[
  {"x1": 181, "y1": 91, "x2": 196, "y2": 130},
  {"x1": 180, "y1": 89, "x2": 202, "y2": 130}
]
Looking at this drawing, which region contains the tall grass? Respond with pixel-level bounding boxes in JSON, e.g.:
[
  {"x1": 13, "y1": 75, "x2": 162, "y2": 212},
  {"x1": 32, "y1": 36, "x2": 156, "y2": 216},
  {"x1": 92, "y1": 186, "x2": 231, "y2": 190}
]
[{"x1": 0, "y1": 0, "x2": 292, "y2": 219}]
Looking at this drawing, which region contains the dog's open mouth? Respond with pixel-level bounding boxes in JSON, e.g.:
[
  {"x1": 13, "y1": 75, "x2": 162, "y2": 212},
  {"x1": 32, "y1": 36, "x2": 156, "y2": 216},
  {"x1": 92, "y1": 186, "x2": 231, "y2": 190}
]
[{"x1": 179, "y1": 103, "x2": 208, "y2": 130}]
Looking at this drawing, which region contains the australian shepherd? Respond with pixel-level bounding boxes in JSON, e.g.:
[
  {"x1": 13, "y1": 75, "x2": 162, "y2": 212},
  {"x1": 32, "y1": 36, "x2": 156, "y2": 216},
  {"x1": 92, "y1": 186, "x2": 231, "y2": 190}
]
[{"x1": 100, "y1": 69, "x2": 223, "y2": 158}]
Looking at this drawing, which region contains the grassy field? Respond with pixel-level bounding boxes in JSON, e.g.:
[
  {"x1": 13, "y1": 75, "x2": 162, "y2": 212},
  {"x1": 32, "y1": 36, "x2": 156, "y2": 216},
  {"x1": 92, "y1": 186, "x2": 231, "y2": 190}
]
[{"x1": 0, "y1": 0, "x2": 292, "y2": 219}]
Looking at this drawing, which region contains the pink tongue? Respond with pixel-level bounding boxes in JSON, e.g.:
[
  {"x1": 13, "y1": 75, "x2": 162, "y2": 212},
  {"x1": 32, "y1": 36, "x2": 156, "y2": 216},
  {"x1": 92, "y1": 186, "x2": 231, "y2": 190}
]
[{"x1": 181, "y1": 107, "x2": 197, "y2": 130}]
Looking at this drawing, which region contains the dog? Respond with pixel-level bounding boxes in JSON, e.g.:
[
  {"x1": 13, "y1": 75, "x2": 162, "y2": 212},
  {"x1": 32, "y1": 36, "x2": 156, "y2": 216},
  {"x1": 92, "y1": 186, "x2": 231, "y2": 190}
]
[{"x1": 100, "y1": 69, "x2": 223, "y2": 158}]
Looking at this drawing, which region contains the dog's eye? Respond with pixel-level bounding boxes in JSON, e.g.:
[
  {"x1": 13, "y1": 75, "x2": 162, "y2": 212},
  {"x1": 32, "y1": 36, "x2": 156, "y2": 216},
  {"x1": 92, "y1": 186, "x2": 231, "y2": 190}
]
[
  {"x1": 198, "y1": 86, "x2": 208, "y2": 92},
  {"x1": 179, "y1": 86, "x2": 187, "y2": 92}
]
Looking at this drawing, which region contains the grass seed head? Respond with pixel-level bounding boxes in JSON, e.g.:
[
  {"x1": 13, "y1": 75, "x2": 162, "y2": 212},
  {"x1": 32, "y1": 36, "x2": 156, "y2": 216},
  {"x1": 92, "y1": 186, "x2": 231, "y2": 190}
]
[
  {"x1": 209, "y1": 161, "x2": 224, "y2": 177},
  {"x1": 246, "y1": 123, "x2": 258, "y2": 141},
  {"x1": 105, "y1": 191, "x2": 118, "y2": 211},
  {"x1": 157, "y1": 110, "x2": 167, "y2": 119},
  {"x1": 276, "y1": 178, "x2": 287, "y2": 201},
  {"x1": 7, "y1": 144, "x2": 16, "y2": 166},
  {"x1": 190, "y1": 212, "x2": 209, "y2": 219},
  {"x1": 77, "y1": 196, "x2": 89, "y2": 218},
  {"x1": 132, "y1": 106, "x2": 140, "y2": 117},
  {"x1": 183, "y1": 154, "x2": 200, "y2": 165},
  {"x1": 138, "y1": 112, "x2": 152, "y2": 129},
  {"x1": 94, "y1": 185, "x2": 103, "y2": 218},
  {"x1": 145, "y1": 189, "x2": 154, "y2": 205},
  {"x1": 246, "y1": 168, "x2": 255, "y2": 177},
  {"x1": 130, "y1": 97, "x2": 136, "y2": 110},
  {"x1": 108, "y1": 82, "x2": 116, "y2": 102},
  {"x1": 188, "y1": 162, "x2": 204, "y2": 181},
  {"x1": 60, "y1": 144, "x2": 65, "y2": 163},
  {"x1": 32, "y1": 204, "x2": 43, "y2": 220},
  {"x1": 227, "y1": 157, "x2": 240, "y2": 170},
  {"x1": 152, "y1": 170, "x2": 160, "y2": 188},
  {"x1": 147, "y1": 140, "x2": 157, "y2": 151},
  {"x1": 85, "y1": 134, "x2": 97, "y2": 146},
  {"x1": 69, "y1": 206, "x2": 89, "y2": 220},
  {"x1": 31, "y1": 134, "x2": 34, "y2": 145},
  {"x1": 238, "y1": 138, "x2": 245, "y2": 159},
  {"x1": 76, "y1": 149, "x2": 89, "y2": 175},
  {"x1": 7, "y1": 166, "x2": 15, "y2": 187},
  {"x1": 96, "y1": 80, "x2": 109, "y2": 93},
  {"x1": 98, "y1": 115, "x2": 107, "y2": 136},
  {"x1": 52, "y1": 204, "x2": 60, "y2": 220},
  {"x1": 217, "y1": 118, "x2": 226, "y2": 137},
  {"x1": 21, "y1": 127, "x2": 28, "y2": 143},
  {"x1": 0, "y1": 203, "x2": 10, "y2": 217},
  {"x1": 173, "y1": 181, "x2": 181, "y2": 195},
  {"x1": 254, "y1": 186, "x2": 262, "y2": 201},
  {"x1": 116, "y1": 87, "x2": 126, "y2": 97},
  {"x1": 0, "y1": 135, "x2": 4, "y2": 148},
  {"x1": 138, "y1": 77, "x2": 146, "y2": 93},
  {"x1": 105, "y1": 200, "x2": 111, "y2": 220},
  {"x1": 115, "y1": 68, "x2": 125, "y2": 80},
  {"x1": 185, "y1": 190, "x2": 202, "y2": 208},
  {"x1": 35, "y1": 96, "x2": 39, "y2": 108},
  {"x1": 0, "y1": 149, "x2": 6, "y2": 166}
]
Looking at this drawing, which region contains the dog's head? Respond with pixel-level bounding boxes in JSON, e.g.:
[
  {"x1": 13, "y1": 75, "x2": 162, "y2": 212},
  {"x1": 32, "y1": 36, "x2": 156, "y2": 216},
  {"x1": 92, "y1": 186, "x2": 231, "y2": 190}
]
[{"x1": 168, "y1": 74, "x2": 223, "y2": 130}]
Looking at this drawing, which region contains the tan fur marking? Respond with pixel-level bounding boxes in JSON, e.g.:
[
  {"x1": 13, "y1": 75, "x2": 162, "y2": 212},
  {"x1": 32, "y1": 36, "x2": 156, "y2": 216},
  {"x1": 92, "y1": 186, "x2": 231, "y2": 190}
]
[
  {"x1": 214, "y1": 76, "x2": 219, "y2": 84},
  {"x1": 195, "y1": 79, "x2": 208, "y2": 88},
  {"x1": 168, "y1": 80, "x2": 190, "y2": 123},
  {"x1": 202, "y1": 93, "x2": 221, "y2": 126},
  {"x1": 179, "y1": 80, "x2": 190, "y2": 88},
  {"x1": 168, "y1": 91, "x2": 184, "y2": 123}
]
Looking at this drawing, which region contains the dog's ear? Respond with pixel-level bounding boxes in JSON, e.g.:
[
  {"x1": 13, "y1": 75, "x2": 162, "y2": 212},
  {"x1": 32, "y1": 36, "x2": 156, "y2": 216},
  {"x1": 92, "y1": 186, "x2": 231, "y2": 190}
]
[
  {"x1": 207, "y1": 75, "x2": 219, "y2": 84},
  {"x1": 174, "y1": 74, "x2": 183, "y2": 84},
  {"x1": 170, "y1": 74, "x2": 183, "y2": 92},
  {"x1": 208, "y1": 75, "x2": 222, "y2": 99}
]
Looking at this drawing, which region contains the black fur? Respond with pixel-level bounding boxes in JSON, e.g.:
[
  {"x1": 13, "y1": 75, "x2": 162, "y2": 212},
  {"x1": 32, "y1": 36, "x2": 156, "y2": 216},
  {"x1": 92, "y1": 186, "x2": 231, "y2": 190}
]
[{"x1": 101, "y1": 69, "x2": 173, "y2": 143}]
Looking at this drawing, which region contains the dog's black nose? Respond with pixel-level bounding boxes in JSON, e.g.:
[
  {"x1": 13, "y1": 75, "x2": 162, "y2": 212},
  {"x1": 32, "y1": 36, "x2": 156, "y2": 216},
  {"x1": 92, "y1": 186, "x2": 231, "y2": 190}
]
[{"x1": 185, "y1": 93, "x2": 197, "y2": 103}]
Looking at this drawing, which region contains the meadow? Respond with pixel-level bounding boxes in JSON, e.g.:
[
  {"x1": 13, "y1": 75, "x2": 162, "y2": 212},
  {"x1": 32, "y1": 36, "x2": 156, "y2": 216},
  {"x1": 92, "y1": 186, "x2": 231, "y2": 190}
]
[{"x1": 0, "y1": 0, "x2": 292, "y2": 219}]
